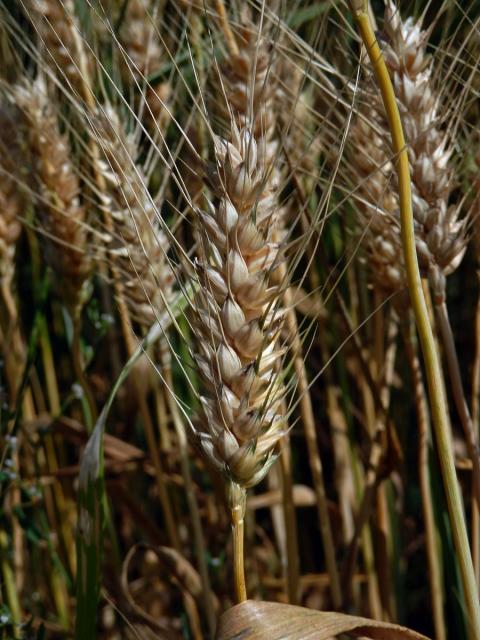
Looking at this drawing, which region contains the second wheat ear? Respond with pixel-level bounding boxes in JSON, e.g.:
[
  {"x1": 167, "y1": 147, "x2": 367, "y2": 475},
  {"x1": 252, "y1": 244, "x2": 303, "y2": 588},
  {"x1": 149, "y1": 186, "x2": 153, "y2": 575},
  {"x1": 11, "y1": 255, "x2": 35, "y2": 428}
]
[{"x1": 350, "y1": 1, "x2": 480, "y2": 635}]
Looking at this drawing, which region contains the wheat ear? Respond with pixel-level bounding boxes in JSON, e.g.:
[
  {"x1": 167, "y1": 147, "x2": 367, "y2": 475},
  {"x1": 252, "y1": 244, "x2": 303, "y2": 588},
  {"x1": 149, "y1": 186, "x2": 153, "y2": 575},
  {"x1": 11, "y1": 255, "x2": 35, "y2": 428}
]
[
  {"x1": 192, "y1": 126, "x2": 287, "y2": 601},
  {"x1": 211, "y1": 17, "x2": 305, "y2": 602},
  {"x1": 118, "y1": 0, "x2": 171, "y2": 130},
  {"x1": 350, "y1": 0, "x2": 480, "y2": 631},
  {"x1": 27, "y1": 0, "x2": 92, "y2": 98},
  {"x1": 14, "y1": 80, "x2": 90, "y2": 311},
  {"x1": 92, "y1": 104, "x2": 173, "y2": 328},
  {"x1": 14, "y1": 79, "x2": 96, "y2": 428},
  {"x1": 381, "y1": 0, "x2": 480, "y2": 510}
]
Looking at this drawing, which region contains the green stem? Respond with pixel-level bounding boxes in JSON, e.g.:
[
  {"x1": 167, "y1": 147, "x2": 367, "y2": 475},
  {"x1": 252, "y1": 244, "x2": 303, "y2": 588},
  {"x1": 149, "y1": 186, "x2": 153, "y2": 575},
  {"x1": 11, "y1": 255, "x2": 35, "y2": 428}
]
[
  {"x1": 71, "y1": 306, "x2": 97, "y2": 432},
  {"x1": 0, "y1": 530, "x2": 21, "y2": 638},
  {"x1": 403, "y1": 317, "x2": 446, "y2": 640},
  {"x1": 350, "y1": 3, "x2": 480, "y2": 634}
]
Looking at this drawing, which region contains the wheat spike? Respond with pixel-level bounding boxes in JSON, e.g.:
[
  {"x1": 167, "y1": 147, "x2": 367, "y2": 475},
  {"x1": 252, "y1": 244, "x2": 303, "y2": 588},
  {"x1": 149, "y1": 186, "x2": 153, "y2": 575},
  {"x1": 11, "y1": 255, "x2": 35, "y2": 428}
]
[
  {"x1": 27, "y1": 0, "x2": 91, "y2": 95},
  {"x1": 93, "y1": 105, "x2": 173, "y2": 328},
  {"x1": 119, "y1": 0, "x2": 162, "y2": 81},
  {"x1": 14, "y1": 79, "x2": 90, "y2": 310},
  {"x1": 347, "y1": 2, "x2": 467, "y2": 298},
  {"x1": 347, "y1": 108, "x2": 405, "y2": 294},
  {"x1": 192, "y1": 126, "x2": 286, "y2": 489},
  {"x1": 383, "y1": 1, "x2": 467, "y2": 296},
  {"x1": 0, "y1": 104, "x2": 26, "y2": 287}
]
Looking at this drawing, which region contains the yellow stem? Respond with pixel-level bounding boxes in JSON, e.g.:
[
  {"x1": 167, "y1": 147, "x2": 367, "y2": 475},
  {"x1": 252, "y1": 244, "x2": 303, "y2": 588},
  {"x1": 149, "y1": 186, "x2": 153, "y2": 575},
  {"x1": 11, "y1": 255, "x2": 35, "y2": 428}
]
[
  {"x1": 0, "y1": 530, "x2": 21, "y2": 639},
  {"x1": 215, "y1": 0, "x2": 239, "y2": 57},
  {"x1": 71, "y1": 306, "x2": 97, "y2": 431},
  {"x1": 351, "y1": 3, "x2": 480, "y2": 634},
  {"x1": 229, "y1": 482, "x2": 247, "y2": 603},
  {"x1": 403, "y1": 318, "x2": 446, "y2": 640}
]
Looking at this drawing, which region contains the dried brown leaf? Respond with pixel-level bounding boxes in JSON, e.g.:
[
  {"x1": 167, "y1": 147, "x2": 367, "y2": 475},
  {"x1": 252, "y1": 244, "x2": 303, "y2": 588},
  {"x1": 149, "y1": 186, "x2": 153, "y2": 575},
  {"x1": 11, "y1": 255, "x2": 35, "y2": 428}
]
[{"x1": 215, "y1": 601, "x2": 430, "y2": 640}]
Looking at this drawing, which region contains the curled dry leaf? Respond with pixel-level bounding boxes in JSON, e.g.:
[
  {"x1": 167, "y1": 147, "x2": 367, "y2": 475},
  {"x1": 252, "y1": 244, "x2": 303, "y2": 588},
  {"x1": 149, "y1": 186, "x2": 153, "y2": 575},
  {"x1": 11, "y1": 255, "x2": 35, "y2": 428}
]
[
  {"x1": 215, "y1": 601, "x2": 430, "y2": 640},
  {"x1": 121, "y1": 542, "x2": 220, "y2": 634}
]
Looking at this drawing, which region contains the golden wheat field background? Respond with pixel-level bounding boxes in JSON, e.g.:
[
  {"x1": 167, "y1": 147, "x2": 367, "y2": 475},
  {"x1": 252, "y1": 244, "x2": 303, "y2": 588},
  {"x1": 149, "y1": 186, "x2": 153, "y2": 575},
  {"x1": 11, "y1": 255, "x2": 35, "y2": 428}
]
[{"x1": 0, "y1": 0, "x2": 479, "y2": 637}]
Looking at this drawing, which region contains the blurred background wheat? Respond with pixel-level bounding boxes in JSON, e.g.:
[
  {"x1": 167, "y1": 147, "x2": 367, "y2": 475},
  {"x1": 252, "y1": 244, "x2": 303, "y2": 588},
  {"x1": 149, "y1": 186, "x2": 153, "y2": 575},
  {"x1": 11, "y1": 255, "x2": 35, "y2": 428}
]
[{"x1": 0, "y1": 0, "x2": 479, "y2": 638}]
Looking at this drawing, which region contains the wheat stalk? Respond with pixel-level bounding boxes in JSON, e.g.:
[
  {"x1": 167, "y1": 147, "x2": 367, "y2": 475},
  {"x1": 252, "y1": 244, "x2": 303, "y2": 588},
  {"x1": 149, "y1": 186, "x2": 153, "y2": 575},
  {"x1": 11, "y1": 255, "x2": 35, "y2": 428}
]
[
  {"x1": 350, "y1": 0, "x2": 480, "y2": 632},
  {"x1": 207, "y1": 15, "x2": 304, "y2": 600},
  {"x1": 13, "y1": 77, "x2": 97, "y2": 430},
  {"x1": 351, "y1": 0, "x2": 480, "y2": 512}
]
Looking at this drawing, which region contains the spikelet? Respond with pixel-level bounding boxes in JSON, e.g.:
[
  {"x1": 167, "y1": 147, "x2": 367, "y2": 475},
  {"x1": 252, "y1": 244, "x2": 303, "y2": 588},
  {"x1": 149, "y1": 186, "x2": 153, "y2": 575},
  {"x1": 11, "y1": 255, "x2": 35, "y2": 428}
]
[
  {"x1": 27, "y1": 0, "x2": 91, "y2": 95},
  {"x1": 14, "y1": 80, "x2": 90, "y2": 311},
  {"x1": 93, "y1": 105, "x2": 173, "y2": 327},
  {"x1": 192, "y1": 126, "x2": 286, "y2": 489},
  {"x1": 0, "y1": 104, "x2": 27, "y2": 286}
]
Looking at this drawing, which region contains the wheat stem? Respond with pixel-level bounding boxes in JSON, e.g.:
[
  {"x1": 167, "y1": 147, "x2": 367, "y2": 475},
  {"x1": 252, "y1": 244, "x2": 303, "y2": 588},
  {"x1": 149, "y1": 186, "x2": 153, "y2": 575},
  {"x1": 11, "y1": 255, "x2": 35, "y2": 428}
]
[
  {"x1": 214, "y1": 0, "x2": 239, "y2": 58},
  {"x1": 350, "y1": 2, "x2": 480, "y2": 634},
  {"x1": 229, "y1": 482, "x2": 247, "y2": 603},
  {"x1": 0, "y1": 530, "x2": 21, "y2": 639},
  {"x1": 403, "y1": 316, "x2": 446, "y2": 640},
  {"x1": 72, "y1": 305, "x2": 97, "y2": 431},
  {"x1": 279, "y1": 432, "x2": 300, "y2": 604},
  {"x1": 472, "y1": 272, "x2": 480, "y2": 585},
  {"x1": 434, "y1": 299, "x2": 480, "y2": 509}
]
